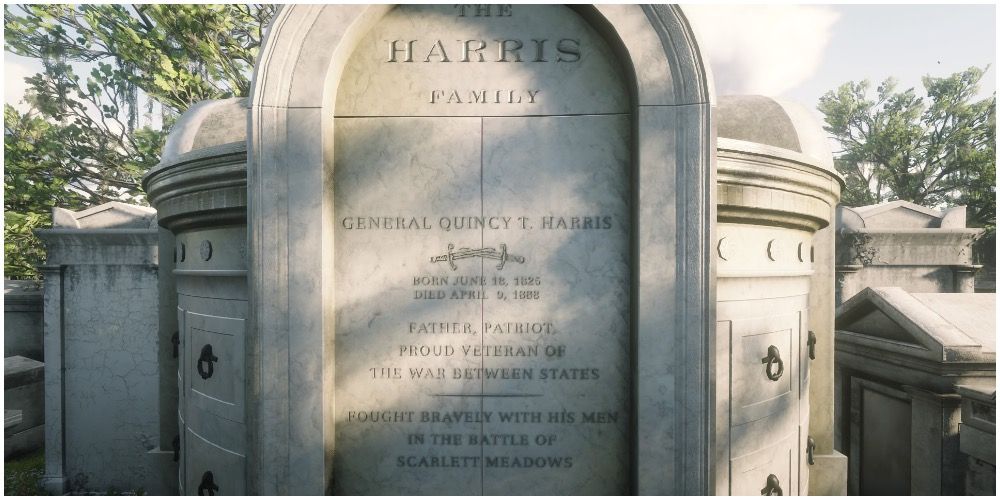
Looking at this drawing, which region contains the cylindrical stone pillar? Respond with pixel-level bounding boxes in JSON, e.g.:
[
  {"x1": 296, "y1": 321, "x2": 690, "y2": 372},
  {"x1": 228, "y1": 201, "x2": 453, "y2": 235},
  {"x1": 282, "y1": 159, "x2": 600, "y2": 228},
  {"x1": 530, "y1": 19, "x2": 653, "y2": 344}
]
[
  {"x1": 143, "y1": 98, "x2": 249, "y2": 496},
  {"x1": 715, "y1": 95, "x2": 844, "y2": 495}
]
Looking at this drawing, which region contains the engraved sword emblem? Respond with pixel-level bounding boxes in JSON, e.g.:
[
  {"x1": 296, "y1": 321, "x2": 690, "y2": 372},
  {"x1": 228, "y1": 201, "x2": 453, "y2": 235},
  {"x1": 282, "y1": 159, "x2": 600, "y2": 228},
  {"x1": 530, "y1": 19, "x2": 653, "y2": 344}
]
[{"x1": 430, "y1": 243, "x2": 525, "y2": 271}]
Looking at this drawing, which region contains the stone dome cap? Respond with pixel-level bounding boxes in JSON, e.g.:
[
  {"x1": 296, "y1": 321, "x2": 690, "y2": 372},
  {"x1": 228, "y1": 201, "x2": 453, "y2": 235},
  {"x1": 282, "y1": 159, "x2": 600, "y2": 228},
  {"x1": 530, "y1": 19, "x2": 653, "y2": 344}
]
[
  {"x1": 717, "y1": 95, "x2": 833, "y2": 169},
  {"x1": 159, "y1": 98, "x2": 247, "y2": 164}
]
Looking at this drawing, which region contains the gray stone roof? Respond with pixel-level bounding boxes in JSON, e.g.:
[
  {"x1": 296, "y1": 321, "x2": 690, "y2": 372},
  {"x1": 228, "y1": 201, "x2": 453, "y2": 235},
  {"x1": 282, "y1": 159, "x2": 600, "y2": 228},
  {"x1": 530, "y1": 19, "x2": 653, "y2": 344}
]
[
  {"x1": 836, "y1": 286, "x2": 996, "y2": 362},
  {"x1": 910, "y1": 292, "x2": 996, "y2": 353},
  {"x1": 51, "y1": 201, "x2": 157, "y2": 229},
  {"x1": 844, "y1": 200, "x2": 968, "y2": 229},
  {"x1": 160, "y1": 97, "x2": 247, "y2": 164},
  {"x1": 716, "y1": 94, "x2": 833, "y2": 169}
]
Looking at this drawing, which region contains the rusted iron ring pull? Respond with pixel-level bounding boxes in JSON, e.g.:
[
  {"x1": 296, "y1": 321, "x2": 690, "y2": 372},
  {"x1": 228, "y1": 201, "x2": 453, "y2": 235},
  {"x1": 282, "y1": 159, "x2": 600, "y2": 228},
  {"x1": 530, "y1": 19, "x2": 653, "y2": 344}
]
[
  {"x1": 197, "y1": 344, "x2": 218, "y2": 380},
  {"x1": 761, "y1": 345, "x2": 784, "y2": 381},
  {"x1": 760, "y1": 474, "x2": 782, "y2": 496},
  {"x1": 198, "y1": 471, "x2": 218, "y2": 496}
]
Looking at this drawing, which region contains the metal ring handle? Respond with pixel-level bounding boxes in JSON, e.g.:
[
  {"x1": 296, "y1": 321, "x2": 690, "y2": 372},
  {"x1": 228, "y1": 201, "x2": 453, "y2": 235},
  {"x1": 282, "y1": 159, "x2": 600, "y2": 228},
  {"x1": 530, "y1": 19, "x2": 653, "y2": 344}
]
[
  {"x1": 761, "y1": 345, "x2": 783, "y2": 381},
  {"x1": 198, "y1": 470, "x2": 218, "y2": 496},
  {"x1": 807, "y1": 331, "x2": 817, "y2": 360},
  {"x1": 171, "y1": 331, "x2": 180, "y2": 359},
  {"x1": 197, "y1": 344, "x2": 218, "y2": 380},
  {"x1": 760, "y1": 474, "x2": 783, "y2": 496}
]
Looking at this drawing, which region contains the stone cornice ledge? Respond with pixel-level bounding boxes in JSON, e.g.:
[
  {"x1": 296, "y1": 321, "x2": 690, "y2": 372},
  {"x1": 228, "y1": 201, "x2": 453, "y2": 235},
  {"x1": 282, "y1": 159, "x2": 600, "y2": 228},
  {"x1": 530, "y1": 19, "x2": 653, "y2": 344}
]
[
  {"x1": 837, "y1": 341, "x2": 995, "y2": 379},
  {"x1": 718, "y1": 137, "x2": 840, "y2": 175},
  {"x1": 35, "y1": 228, "x2": 158, "y2": 266},
  {"x1": 842, "y1": 228, "x2": 983, "y2": 236},
  {"x1": 836, "y1": 329, "x2": 994, "y2": 364},
  {"x1": 143, "y1": 141, "x2": 248, "y2": 232},
  {"x1": 717, "y1": 138, "x2": 843, "y2": 231},
  {"x1": 144, "y1": 141, "x2": 246, "y2": 182},
  {"x1": 35, "y1": 228, "x2": 157, "y2": 243},
  {"x1": 835, "y1": 342, "x2": 995, "y2": 396}
]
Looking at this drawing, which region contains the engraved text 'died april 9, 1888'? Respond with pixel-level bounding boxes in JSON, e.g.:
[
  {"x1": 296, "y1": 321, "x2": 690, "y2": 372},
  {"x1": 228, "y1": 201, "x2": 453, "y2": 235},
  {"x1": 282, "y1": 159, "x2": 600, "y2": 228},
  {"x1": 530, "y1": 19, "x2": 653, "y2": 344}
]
[{"x1": 332, "y1": 4, "x2": 631, "y2": 495}]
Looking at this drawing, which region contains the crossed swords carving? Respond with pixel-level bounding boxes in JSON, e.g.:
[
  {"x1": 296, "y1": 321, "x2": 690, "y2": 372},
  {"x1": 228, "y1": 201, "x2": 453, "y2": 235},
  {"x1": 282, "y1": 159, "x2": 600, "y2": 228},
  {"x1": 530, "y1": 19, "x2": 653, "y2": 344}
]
[{"x1": 430, "y1": 243, "x2": 525, "y2": 271}]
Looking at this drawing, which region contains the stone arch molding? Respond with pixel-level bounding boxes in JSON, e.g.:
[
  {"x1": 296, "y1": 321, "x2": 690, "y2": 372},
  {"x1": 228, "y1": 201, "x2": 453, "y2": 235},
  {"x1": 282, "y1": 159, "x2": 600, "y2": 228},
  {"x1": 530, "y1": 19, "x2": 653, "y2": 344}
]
[
  {"x1": 249, "y1": 5, "x2": 712, "y2": 109},
  {"x1": 247, "y1": 4, "x2": 715, "y2": 495}
]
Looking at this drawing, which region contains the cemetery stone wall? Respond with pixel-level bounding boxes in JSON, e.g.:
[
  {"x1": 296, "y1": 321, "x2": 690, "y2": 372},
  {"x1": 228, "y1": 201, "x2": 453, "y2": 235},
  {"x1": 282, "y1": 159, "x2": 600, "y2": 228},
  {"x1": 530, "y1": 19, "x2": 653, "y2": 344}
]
[
  {"x1": 4, "y1": 280, "x2": 44, "y2": 361},
  {"x1": 35, "y1": 202, "x2": 173, "y2": 494}
]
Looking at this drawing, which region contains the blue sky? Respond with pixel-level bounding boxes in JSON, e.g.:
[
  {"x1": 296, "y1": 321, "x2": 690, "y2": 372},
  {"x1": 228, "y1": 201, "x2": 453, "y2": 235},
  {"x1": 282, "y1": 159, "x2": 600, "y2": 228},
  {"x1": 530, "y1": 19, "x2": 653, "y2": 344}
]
[
  {"x1": 790, "y1": 4, "x2": 995, "y2": 108},
  {"x1": 5, "y1": 4, "x2": 997, "y2": 126}
]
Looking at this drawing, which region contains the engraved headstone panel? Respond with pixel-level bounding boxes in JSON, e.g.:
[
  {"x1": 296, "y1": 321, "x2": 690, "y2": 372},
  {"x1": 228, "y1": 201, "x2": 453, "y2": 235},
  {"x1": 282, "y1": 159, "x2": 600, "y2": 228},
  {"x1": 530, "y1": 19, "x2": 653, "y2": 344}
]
[
  {"x1": 333, "y1": 4, "x2": 629, "y2": 495},
  {"x1": 335, "y1": 4, "x2": 627, "y2": 117}
]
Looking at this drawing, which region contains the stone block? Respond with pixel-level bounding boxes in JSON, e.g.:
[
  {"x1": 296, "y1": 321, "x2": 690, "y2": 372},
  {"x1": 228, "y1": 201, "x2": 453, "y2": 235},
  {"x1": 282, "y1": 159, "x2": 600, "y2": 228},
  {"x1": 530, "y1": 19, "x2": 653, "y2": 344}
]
[
  {"x1": 4, "y1": 280, "x2": 44, "y2": 361},
  {"x1": 966, "y1": 457, "x2": 997, "y2": 496},
  {"x1": 51, "y1": 202, "x2": 156, "y2": 229},
  {"x1": 808, "y1": 451, "x2": 848, "y2": 495},
  {"x1": 962, "y1": 424, "x2": 996, "y2": 465},
  {"x1": 35, "y1": 202, "x2": 171, "y2": 494},
  {"x1": 958, "y1": 383, "x2": 996, "y2": 495},
  {"x1": 835, "y1": 202, "x2": 984, "y2": 304},
  {"x1": 5, "y1": 423, "x2": 44, "y2": 460},
  {"x1": 5, "y1": 355, "x2": 45, "y2": 458},
  {"x1": 5, "y1": 409, "x2": 22, "y2": 429},
  {"x1": 5, "y1": 356, "x2": 44, "y2": 431}
]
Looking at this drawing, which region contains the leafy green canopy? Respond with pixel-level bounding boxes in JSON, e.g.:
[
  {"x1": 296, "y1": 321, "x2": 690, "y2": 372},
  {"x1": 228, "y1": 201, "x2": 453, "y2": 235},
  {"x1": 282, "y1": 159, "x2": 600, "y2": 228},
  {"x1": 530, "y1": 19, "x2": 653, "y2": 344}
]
[
  {"x1": 3, "y1": 4, "x2": 275, "y2": 279},
  {"x1": 818, "y1": 67, "x2": 996, "y2": 230}
]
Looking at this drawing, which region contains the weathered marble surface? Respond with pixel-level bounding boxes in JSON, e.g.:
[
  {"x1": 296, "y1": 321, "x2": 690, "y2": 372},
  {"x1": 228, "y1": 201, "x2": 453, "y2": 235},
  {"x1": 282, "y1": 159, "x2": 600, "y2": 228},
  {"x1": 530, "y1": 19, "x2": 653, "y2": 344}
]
[
  {"x1": 835, "y1": 287, "x2": 996, "y2": 495},
  {"x1": 333, "y1": 110, "x2": 630, "y2": 493},
  {"x1": 143, "y1": 97, "x2": 250, "y2": 495},
  {"x1": 957, "y1": 383, "x2": 996, "y2": 495},
  {"x1": 4, "y1": 355, "x2": 44, "y2": 458},
  {"x1": 335, "y1": 5, "x2": 626, "y2": 117},
  {"x1": 248, "y1": 3, "x2": 714, "y2": 495},
  {"x1": 35, "y1": 203, "x2": 171, "y2": 494},
  {"x1": 809, "y1": 452, "x2": 848, "y2": 496},
  {"x1": 836, "y1": 201, "x2": 983, "y2": 303},
  {"x1": 715, "y1": 95, "x2": 843, "y2": 495},
  {"x1": 330, "y1": 8, "x2": 631, "y2": 494},
  {"x1": 717, "y1": 95, "x2": 848, "y2": 495},
  {"x1": 61, "y1": 264, "x2": 162, "y2": 490},
  {"x1": 4, "y1": 280, "x2": 44, "y2": 361}
]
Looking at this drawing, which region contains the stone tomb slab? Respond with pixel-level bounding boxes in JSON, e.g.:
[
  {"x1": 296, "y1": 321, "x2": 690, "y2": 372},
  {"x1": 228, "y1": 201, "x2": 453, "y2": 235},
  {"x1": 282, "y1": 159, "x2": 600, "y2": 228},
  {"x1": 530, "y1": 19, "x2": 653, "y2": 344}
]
[{"x1": 332, "y1": 5, "x2": 629, "y2": 495}]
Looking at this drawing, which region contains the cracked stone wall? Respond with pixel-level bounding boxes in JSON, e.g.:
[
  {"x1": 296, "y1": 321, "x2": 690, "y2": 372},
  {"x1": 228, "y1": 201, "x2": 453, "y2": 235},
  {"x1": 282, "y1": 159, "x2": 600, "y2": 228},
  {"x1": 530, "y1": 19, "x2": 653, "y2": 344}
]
[
  {"x1": 36, "y1": 203, "x2": 173, "y2": 495},
  {"x1": 5, "y1": 280, "x2": 44, "y2": 361},
  {"x1": 61, "y1": 264, "x2": 161, "y2": 493}
]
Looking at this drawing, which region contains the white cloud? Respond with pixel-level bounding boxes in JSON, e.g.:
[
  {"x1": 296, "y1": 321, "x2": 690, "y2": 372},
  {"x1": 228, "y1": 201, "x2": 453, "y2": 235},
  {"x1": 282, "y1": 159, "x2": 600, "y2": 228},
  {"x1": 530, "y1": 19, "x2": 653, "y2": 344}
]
[{"x1": 682, "y1": 4, "x2": 840, "y2": 97}]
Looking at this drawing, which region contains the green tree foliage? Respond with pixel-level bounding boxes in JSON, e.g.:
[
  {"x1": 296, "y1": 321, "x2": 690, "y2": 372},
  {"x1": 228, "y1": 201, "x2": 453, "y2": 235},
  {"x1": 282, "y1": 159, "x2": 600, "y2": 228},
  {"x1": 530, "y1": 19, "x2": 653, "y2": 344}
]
[
  {"x1": 5, "y1": 104, "x2": 90, "y2": 279},
  {"x1": 818, "y1": 67, "x2": 996, "y2": 230},
  {"x1": 3, "y1": 4, "x2": 276, "y2": 279}
]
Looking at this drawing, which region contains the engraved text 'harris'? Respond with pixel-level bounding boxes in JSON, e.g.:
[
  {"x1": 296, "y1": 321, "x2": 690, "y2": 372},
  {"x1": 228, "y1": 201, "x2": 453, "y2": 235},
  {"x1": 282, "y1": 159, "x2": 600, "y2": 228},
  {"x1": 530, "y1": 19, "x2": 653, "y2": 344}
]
[{"x1": 387, "y1": 39, "x2": 581, "y2": 63}]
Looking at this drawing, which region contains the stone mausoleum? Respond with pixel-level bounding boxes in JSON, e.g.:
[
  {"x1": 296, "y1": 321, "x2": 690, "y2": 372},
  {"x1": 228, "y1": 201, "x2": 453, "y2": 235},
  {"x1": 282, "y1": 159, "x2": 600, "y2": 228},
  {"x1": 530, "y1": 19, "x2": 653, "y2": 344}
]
[
  {"x1": 12, "y1": 4, "x2": 992, "y2": 496},
  {"x1": 141, "y1": 5, "x2": 842, "y2": 495},
  {"x1": 835, "y1": 287, "x2": 995, "y2": 495},
  {"x1": 836, "y1": 201, "x2": 983, "y2": 304}
]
